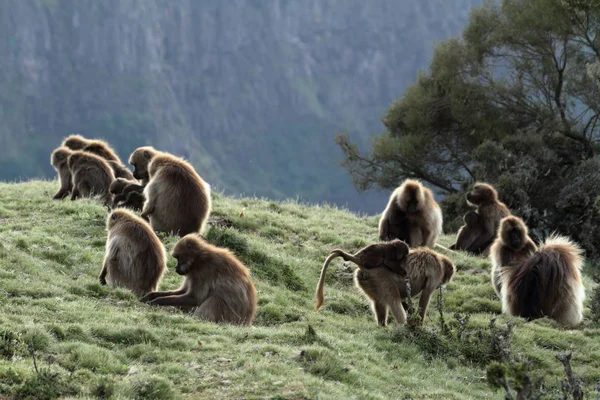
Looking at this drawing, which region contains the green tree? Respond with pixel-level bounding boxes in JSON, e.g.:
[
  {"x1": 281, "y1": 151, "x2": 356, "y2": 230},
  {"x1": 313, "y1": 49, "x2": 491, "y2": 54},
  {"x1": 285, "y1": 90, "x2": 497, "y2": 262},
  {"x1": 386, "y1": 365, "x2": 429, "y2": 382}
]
[{"x1": 337, "y1": 0, "x2": 600, "y2": 257}]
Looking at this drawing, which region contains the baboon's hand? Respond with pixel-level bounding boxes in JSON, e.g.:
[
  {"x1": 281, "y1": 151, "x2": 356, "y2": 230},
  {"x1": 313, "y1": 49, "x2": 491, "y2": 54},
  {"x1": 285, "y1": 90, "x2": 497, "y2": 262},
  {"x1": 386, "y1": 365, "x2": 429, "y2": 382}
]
[{"x1": 99, "y1": 277, "x2": 107, "y2": 286}]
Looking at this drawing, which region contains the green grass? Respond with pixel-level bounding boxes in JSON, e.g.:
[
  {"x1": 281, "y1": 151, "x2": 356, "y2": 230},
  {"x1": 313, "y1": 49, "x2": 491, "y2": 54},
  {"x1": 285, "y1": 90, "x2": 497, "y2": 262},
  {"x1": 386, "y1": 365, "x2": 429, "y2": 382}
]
[{"x1": 0, "y1": 180, "x2": 598, "y2": 399}]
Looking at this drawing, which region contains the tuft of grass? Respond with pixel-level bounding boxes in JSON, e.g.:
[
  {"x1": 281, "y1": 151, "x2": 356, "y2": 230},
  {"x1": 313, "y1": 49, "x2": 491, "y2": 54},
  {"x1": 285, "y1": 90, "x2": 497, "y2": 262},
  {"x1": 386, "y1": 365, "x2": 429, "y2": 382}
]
[{"x1": 0, "y1": 180, "x2": 598, "y2": 399}]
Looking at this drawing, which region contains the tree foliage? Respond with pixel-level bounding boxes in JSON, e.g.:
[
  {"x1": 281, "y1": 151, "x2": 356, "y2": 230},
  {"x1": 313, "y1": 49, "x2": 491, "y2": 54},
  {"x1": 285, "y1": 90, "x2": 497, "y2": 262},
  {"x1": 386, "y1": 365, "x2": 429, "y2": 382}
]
[{"x1": 337, "y1": 0, "x2": 600, "y2": 258}]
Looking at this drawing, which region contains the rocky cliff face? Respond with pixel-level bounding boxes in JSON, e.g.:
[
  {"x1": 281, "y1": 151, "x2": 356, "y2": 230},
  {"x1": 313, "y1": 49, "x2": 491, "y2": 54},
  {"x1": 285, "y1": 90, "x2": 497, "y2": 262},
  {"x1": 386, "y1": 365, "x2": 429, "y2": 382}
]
[{"x1": 0, "y1": 0, "x2": 482, "y2": 212}]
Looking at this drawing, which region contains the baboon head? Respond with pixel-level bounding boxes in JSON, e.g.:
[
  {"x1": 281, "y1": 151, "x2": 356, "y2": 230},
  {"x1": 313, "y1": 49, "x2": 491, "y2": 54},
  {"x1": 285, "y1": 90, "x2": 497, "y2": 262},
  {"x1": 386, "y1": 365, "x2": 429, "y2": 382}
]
[
  {"x1": 109, "y1": 178, "x2": 130, "y2": 195},
  {"x1": 129, "y1": 146, "x2": 158, "y2": 181},
  {"x1": 62, "y1": 134, "x2": 89, "y2": 150},
  {"x1": 107, "y1": 208, "x2": 137, "y2": 230},
  {"x1": 463, "y1": 211, "x2": 479, "y2": 226},
  {"x1": 51, "y1": 147, "x2": 73, "y2": 167},
  {"x1": 499, "y1": 216, "x2": 528, "y2": 250},
  {"x1": 67, "y1": 150, "x2": 87, "y2": 170},
  {"x1": 396, "y1": 180, "x2": 426, "y2": 213},
  {"x1": 171, "y1": 234, "x2": 211, "y2": 276},
  {"x1": 466, "y1": 182, "x2": 498, "y2": 206},
  {"x1": 342, "y1": 239, "x2": 409, "y2": 273}
]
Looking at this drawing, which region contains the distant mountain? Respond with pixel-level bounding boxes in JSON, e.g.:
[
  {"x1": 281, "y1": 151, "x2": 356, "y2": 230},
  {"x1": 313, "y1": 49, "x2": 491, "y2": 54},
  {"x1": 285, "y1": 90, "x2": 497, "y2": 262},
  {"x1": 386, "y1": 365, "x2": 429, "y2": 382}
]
[{"x1": 0, "y1": 0, "x2": 483, "y2": 213}]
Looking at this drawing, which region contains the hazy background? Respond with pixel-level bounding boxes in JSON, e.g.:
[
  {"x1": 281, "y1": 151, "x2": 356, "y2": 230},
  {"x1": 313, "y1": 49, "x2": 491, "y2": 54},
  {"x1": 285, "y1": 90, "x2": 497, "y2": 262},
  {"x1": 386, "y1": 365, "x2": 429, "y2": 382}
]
[{"x1": 0, "y1": 0, "x2": 484, "y2": 213}]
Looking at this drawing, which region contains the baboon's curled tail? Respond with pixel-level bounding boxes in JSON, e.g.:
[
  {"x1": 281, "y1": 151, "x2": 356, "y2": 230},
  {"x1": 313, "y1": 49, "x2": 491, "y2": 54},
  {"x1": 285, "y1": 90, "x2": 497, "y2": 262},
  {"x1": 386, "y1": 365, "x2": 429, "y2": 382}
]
[
  {"x1": 315, "y1": 251, "x2": 344, "y2": 310},
  {"x1": 505, "y1": 235, "x2": 583, "y2": 320}
]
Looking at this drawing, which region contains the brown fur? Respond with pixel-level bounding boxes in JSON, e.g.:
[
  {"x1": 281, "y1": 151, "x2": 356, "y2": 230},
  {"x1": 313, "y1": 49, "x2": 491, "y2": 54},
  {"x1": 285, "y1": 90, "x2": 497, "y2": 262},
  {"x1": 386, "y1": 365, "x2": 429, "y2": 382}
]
[
  {"x1": 450, "y1": 211, "x2": 483, "y2": 252},
  {"x1": 378, "y1": 179, "x2": 443, "y2": 248},
  {"x1": 99, "y1": 209, "x2": 167, "y2": 297},
  {"x1": 62, "y1": 134, "x2": 132, "y2": 179},
  {"x1": 489, "y1": 216, "x2": 538, "y2": 297},
  {"x1": 452, "y1": 182, "x2": 511, "y2": 255},
  {"x1": 67, "y1": 151, "x2": 115, "y2": 204},
  {"x1": 109, "y1": 178, "x2": 138, "y2": 196},
  {"x1": 128, "y1": 146, "x2": 161, "y2": 185},
  {"x1": 141, "y1": 153, "x2": 211, "y2": 237},
  {"x1": 109, "y1": 178, "x2": 145, "y2": 210},
  {"x1": 83, "y1": 142, "x2": 120, "y2": 163},
  {"x1": 61, "y1": 134, "x2": 88, "y2": 150},
  {"x1": 500, "y1": 234, "x2": 585, "y2": 328},
  {"x1": 50, "y1": 146, "x2": 74, "y2": 200},
  {"x1": 316, "y1": 240, "x2": 454, "y2": 326},
  {"x1": 141, "y1": 235, "x2": 257, "y2": 326},
  {"x1": 108, "y1": 160, "x2": 136, "y2": 181}
]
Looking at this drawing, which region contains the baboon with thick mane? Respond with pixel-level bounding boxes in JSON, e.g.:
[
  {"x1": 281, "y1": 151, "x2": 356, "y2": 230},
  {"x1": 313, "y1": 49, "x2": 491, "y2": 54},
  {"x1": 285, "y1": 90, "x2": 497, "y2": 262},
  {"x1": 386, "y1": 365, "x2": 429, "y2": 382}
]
[
  {"x1": 489, "y1": 216, "x2": 538, "y2": 297},
  {"x1": 316, "y1": 240, "x2": 455, "y2": 326},
  {"x1": 141, "y1": 153, "x2": 211, "y2": 236},
  {"x1": 128, "y1": 146, "x2": 161, "y2": 185},
  {"x1": 378, "y1": 179, "x2": 443, "y2": 248},
  {"x1": 451, "y1": 182, "x2": 511, "y2": 255},
  {"x1": 500, "y1": 234, "x2": 585, "y2": 328},
  {"x1": 50, "y1": 146, "x2": 74, "y2": 200},
  {"x1": 67, "y1": 151, "x2": 115, "y2": 204},
  {"x1": 99, "y1": 209, "x2": 167, "y2": 297},
  {"x1": 141, "y1": 234, "x2": 257, "y2": 326}
]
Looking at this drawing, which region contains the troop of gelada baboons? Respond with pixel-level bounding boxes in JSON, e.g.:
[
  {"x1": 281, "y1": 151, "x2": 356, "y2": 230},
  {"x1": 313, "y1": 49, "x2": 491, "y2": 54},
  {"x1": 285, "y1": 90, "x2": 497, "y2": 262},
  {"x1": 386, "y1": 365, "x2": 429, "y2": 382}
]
[{"x1": 50, "y1": 135, "x2": 586, "y2": 329}]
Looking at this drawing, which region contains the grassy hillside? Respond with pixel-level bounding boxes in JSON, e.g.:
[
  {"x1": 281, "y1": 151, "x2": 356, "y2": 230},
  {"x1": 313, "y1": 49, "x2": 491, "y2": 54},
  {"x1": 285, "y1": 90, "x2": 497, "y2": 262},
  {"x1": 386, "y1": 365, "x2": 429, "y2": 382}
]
[{"x1": 0, "y1": 181, "x2": 598, "y2": 399}]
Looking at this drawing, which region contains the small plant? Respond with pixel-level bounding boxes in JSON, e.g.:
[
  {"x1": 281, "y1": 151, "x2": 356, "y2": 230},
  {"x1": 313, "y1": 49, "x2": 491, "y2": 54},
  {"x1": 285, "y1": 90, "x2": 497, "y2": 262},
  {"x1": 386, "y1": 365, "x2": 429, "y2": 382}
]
[
  {"x1": 0, "y1": 330, "x2": 21, "y2": 359},
  {"x1": 556, "y1": 352, "x2": 584, "y2": 400}
]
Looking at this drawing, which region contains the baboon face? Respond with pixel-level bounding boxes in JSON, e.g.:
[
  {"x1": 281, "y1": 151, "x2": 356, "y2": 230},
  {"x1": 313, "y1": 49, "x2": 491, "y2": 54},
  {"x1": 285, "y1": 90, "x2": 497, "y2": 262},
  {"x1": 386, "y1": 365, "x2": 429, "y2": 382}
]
[
  {"x1": 464, "y1": 211, "x2": 479, "y2": 226},
  {"x1": 356, "y1": 240, "x2": 409, "y2": 272},
  {"x1": 171, "y1": 235, "x2": 208, "y2": 275},
  {"x1": 129, "y1": 147, "x2": 156, "y2": 181},
  {"x1": 398, "y1": 181, "x2": 425, "y2": 213},
  {"x1": 51, "y1": 148, "x2": 72, "y2": 167},
  {"x1": 466, "y1": 183, "x2": 496, "y2": 205},
  {"x1": 62, "y1": 135, "x2": 89, "y2": 150}
]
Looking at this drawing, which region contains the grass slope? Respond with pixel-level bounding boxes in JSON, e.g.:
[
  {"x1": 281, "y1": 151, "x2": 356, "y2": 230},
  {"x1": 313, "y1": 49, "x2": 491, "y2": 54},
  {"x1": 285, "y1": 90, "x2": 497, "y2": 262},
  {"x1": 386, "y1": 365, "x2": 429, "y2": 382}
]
[{"x1": 0, "y1": 180, "x2": 598, "y2": 400}]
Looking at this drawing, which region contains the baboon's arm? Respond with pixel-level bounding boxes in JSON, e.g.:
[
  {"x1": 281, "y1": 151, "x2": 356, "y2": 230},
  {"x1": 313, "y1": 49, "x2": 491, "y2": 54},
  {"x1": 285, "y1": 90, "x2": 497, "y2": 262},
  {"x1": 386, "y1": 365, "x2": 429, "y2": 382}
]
[
  {"x1": 147, "y1": 293, "x2": 198, "y2": 307},
  {"x1": 140, "y1": 288, "x2": 188, "y2": 303},
  {"x1": 99, "y1": 247, "x2": 119, "y2": 285}
]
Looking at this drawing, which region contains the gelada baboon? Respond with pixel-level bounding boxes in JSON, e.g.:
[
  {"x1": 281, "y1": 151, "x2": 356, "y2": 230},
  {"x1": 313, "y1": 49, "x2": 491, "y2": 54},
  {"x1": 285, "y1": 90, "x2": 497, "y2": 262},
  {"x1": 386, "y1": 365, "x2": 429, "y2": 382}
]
[
  {"x1": 141, "y1": 153, "x2": 211, "y2": 237},
  {"x1": 449, "y1": 211, "x2": 481, "y2": 251},
  {"x1": 61, "y1": 134, "x2": 133, "y2": 180},
  {"x1": 489, "y1": 216, "x2": 538, "y2": 297},
  {"x1": 50, "y1": 146, "x2": 74, "y2": 200},
  {"x1": 67, "y1": 151, "x2": 115, "y2": 204},
  {"x1": 500, "y1": 234, "x2": 585, "y2": 328},
  {"x1": 316, "y1": 240, "x2": 455, "y2": 326},
  {"x1": 128, "y1": 146, "x2": 161, "y2": 185},
  {"x1": 99, "y1": 209, "x2": 167, "y2": 297},
  {"x1": 451, "y1": 182, "x2": 511, "y2": 255},
  {"x1": 107, "y1": 160, "x2": 136, "y2": 181},
  {"x1": 378, "y1": 179, "x2": 443, "y2": 248},
  {"x1": 141, "y1": 234, "x2": 257, "y2": 326},
  {"x1": 61, "y1": 134, "x2": 89, "y2": 150},
  {"x1": 109, "y1": 178, "x2": 145, "y2": 211}
]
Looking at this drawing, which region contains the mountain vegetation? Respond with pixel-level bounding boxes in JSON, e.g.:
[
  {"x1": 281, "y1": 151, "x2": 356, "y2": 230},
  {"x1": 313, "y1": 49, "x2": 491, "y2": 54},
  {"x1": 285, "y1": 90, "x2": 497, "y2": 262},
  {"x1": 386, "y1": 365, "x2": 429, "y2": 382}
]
[
  {"x1": 0, "y1": 181, "x2": 598, "y2": 399},
  {"x1": 0, "y1": 0, "x2": 484, "y2": 213},
  {"x1": 337, "y1": 0, "x2": 600, "y2": 260}
]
